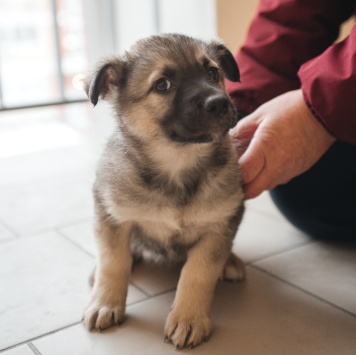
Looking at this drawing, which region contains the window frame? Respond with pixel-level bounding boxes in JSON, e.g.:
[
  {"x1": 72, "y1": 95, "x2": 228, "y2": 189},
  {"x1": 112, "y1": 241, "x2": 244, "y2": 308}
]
[{"x1": 0, "y1": 0, "x2": 216, "y2": 111}]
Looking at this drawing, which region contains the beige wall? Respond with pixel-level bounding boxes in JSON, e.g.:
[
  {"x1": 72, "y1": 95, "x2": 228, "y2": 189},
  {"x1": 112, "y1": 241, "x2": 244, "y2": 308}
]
[
  {"x1": 216, "y1": 0, "x2": 259, "y2": 52},
  {"x1": 216, "y1": 0, "x2": 355, "y2": 53}
]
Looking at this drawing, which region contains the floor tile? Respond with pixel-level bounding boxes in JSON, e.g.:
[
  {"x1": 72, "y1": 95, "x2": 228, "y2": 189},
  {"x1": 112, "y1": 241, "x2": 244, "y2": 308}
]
[
  {"x1": 0, "y1": 102, "x2": 116, "y2": 191},
  {"x1": 0, "y1": 145, "x2": 96, "y2": 189},
  {"x1": 33, "y1": 292, "x2": 177, "y2": 355},
  {"x1": 0, "y1": 176, "x2": 94, "y2": 236},
  {"x1": 2, "y1": 102, "x2": 355, "y2": 354},
  {"x1": 33, "y1": 267, "x2": 356, "y2": 355},
  {"x1": 246, "y1": 191, "x2": 284, "y2": 221},
  {"x1": 255, "y1": 241, "x2": 356, "y2": 315},
  {"x1": 59, "y1": 220, "x2": 96, "y2": 257},
  {"x1": 0, "y1": 102, "x2": 88, "y2": 128},
  {"x1": 0, "y1": 120, "x2": 84, "y2": 159},
  {"x1": 233, "y1": 208, "x2": 310, "y2": 264},
  {"x1": 1, "y1": 344, "x2": 35, "y2": 355},
  {"x1": 80, "y1": 101, "x2": 117, "y2": 150},
  {"x1": 60, "y1": 221, "x2": 180, "y2": 296},
  {"x1": 0, "y1": 232, "x2": 93, "y2": 350},
  {"x1": 130, "y1": 262, "x2": 180, "y2": 296},
  {"x1": 206, "y1": 268, "x2": 356, "y2": 355},
  {"x1": 0, "y1": 222, "x2": 16, "y2": 241},
  {"x1": 0, "y1": 231, "x2": 149, "y2": 350}
]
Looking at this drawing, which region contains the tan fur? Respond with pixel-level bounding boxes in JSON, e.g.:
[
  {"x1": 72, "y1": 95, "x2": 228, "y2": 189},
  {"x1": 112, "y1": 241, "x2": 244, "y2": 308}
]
[{"x1": 83, "y1": 34, "x2": 245, "y2": 349}]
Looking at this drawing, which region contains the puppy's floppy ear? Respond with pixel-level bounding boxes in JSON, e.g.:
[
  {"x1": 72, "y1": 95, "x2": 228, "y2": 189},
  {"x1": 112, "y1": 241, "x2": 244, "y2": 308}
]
[
  {"x1": 209, "y1": 41, "x2": 240, "y2": 82},
  {"x1": 84, "y1": 57, "x2": 126, "y2": 106}
]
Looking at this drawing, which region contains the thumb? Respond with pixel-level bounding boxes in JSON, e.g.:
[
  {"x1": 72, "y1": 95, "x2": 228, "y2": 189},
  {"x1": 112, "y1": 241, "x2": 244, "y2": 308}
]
[
  {"x1": 238, "y1": 138, "x2": 266, "y2": 185},
  {"x1": 230, "y1": 113, "x2": 262, "y2": 183},
  {"x1": 230, "y1": 114, "x2": 259, "y2": 146}
]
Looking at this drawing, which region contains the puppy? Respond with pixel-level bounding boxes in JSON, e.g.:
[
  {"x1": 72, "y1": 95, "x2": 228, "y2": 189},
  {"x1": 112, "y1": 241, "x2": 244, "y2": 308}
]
[{"x1": 83, "y1": 34, "x2": 245, "y2": 349}]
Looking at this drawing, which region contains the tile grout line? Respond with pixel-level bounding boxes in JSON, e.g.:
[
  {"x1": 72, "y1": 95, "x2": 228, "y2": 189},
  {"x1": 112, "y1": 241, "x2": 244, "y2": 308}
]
[
  {"x1": 0, "y1": 230, "x2": 56, "y2": 246},
  {"x1": 138, "y1": 287, "x2": 177, "y2": 300},
  {"x1": 54, "y1": 229, "x2": 166, "y2": 300},
  {"x1": 251, "y1": 264, "x2": 356, "y2": 319},
  {"x1": 0, "y1": 237, "x2": 19, "y2": 246},
  {"x1": 52, "y1": 216, "x2": 94, "y2": 232},
  {"x1": 126, "y1": 287, "x2": 177, "y2": 308},
  {"x1": 0, "y1": 289, "x2": 178, "y2": 353},
  {"x1": 27, "y1": 342, "x2": 42, "y2": 355},
  {"x1": 55, "y1": 226, "x2": 173, "y2": 304},
  {"x1": 0, "y1": 321, "x2": 82, "y2": 353},
  {"x1": 126, "y1": 288, "x2": 176, "y2": 309},
  {"x1": 0, "y1": 228, "x2": 83, "y2": 247},
  {"x1": 129, "y1": 280, "x2": 151, "y2": 297},
  {"x1": 17, "y1": 217, "x2": 95, "y2": 241},
  {"x1": 0, "y1": 218, "x2": 20, "y2": 239},
  {"x1": 55, "y1": 228, "x2": 95, "y2": 259},
  {"x1": 0, "y1": 222, "x2": 94, "y2": 249},
  {"x1": 245, "y1": 239, "x2": 316, "y2": 266}
]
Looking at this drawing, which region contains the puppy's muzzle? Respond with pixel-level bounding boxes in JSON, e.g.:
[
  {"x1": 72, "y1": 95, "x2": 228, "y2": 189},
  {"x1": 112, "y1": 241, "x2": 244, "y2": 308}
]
[
  {"x1": 204, "y1": 94, "x2": 229, "y2": 118},
  {"x1": 170, "y1": 92, "x2": 237, "y2": 143}
]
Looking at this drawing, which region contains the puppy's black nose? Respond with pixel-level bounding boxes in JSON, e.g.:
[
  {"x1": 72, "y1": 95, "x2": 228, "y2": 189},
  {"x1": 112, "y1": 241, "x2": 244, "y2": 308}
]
[{"x1": 204, "y1": 95, "x2": 229, "y2": 117}]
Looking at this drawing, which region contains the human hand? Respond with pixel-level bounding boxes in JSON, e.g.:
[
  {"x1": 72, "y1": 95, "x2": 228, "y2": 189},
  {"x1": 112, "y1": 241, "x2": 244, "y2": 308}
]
[{"x1": 230, "y1": 89, "x2": 336, "y2": 199}]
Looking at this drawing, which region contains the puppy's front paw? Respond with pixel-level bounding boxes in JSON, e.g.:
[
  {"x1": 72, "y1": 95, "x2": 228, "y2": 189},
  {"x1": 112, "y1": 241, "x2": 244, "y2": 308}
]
[
  {"x1": 83, "y1": 300, "x2": 125, "y2": 331},
  {"x1": 221, "y1": 252, "x2": 246, "y2": 282},
  {"x1": 164, "y1": 310, "x2": 213, "y2": 349}
]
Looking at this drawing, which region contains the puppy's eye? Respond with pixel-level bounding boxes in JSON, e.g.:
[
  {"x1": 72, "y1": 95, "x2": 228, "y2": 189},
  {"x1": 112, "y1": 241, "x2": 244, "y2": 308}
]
[
  {"x1": 155, "y1": 78, "x2": 171, "y2": 92},
  {"x1": 208, "y1": 67, "x2": 219, "y2": 81}
]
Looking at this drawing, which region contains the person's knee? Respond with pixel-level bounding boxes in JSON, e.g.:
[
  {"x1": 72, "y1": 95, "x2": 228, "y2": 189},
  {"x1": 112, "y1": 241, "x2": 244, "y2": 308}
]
[{"x1": 270, "y1": 185, "x2": 356, "y2": 239}]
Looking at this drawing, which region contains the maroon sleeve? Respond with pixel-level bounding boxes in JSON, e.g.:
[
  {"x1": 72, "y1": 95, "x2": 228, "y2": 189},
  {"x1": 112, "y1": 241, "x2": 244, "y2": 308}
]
[
  {"x1": 227, "y1": 0, "x2": 355, "y2": 116},
  {"x1": 299, "y1": 25, "x2": 356, "y2": 144}
]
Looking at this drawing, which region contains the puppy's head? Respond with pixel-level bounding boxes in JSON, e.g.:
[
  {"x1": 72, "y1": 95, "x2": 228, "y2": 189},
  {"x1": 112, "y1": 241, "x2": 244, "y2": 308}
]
[{"x1": 85, "y1": 34, "x2": 240, "y2": 143}]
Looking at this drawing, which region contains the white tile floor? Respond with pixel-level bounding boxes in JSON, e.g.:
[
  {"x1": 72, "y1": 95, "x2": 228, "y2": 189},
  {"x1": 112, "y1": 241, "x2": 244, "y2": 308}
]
[{"x1": 0, "y1": 102, "x2": 355, "y2": 355}]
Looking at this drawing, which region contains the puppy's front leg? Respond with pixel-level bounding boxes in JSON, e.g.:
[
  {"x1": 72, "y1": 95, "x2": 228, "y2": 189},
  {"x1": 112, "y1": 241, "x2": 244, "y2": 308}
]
[
  {"x1": 84, "y1": 219, "x2": 133, "y2": 331},
  {"x1": 164, "y1": 235, "x2": 231, "y2": 349}
]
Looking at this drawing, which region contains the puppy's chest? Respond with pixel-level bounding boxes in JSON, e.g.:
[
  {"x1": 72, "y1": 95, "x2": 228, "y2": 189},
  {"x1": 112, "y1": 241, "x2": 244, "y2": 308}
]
[
  {"x1": 105, "y1": 152, "x2": 242, "y2": 243},
  {"x1": 125, "y1": 179, "x2": 240, "y2": 243},
  {"x1": 133, "y1": 204, "x2": 212, "y2": 249}
]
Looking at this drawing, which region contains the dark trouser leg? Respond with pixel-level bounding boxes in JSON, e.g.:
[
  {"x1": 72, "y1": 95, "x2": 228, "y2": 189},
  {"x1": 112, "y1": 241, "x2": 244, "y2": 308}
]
[{"x1": 270, "y1": 141, "x2": 356, "y2": 239}]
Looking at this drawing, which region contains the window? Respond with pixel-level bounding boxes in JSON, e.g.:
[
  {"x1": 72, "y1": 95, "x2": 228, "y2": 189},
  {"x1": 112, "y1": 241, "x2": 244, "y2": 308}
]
[{"x1": 0, "y1": 0, "x2": 216, "y2": 110}]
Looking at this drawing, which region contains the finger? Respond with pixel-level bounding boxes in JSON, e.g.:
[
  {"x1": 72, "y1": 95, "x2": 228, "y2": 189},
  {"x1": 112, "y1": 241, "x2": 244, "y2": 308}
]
[
  {"x1": 243, "y1": 170, "x2": 280, "y2": 199},
  {"x1": 238, "y1": 140, "x2": 266, "y2": 185},
  {"x1": 230, "y1": 114, "x2": 258, "y2": 142},
  {"x1": 243, "y1": 177, "x2": 268, "y2": 199},
  {"x1": 243, "y1": 184, "x2": 263, "y2": 200},
  {"x1": 230, "y1": 114, "x2": 260, "y2": 157}
]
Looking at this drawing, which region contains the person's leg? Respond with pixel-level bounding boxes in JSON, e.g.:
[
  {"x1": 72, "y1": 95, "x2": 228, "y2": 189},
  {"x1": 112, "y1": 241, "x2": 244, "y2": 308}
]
[{"x1": 270, "y1": 141, "x2": 356, "y2": 239}]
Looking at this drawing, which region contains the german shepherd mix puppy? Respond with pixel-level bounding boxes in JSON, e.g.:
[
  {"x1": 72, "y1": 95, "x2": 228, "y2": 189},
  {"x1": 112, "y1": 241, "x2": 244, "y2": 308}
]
[{"x1": 83, "y1": 34, "x2": 245, "y2": 349}]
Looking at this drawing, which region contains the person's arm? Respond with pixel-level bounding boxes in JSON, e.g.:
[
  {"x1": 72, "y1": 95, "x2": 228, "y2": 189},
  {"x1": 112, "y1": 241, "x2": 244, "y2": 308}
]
[
  {"x1": 227, "y1": 0, "x2": 355, "y2": 115},
  {"x1": 299, "y1": 24, "x2": 356, "y2": 144},
  {"x1": 228, "y1": 0, "x2": 356, "y2": 199}
]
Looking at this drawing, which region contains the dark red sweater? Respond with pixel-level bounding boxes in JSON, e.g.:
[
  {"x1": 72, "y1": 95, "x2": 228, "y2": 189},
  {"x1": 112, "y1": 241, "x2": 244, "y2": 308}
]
[{"x1": 227, "y1": 0, "x2": 356, "y2": 144}]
